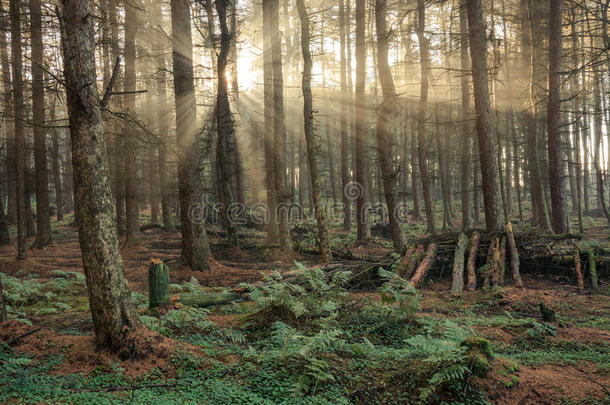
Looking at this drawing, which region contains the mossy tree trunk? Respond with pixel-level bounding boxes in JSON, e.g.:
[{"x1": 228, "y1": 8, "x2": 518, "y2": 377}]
[{"x1": 59, "y1": 0, "x2": 141, "y2": 350}]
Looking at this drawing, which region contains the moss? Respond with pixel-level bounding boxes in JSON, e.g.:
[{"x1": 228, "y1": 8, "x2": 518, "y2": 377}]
[
  {"x1": 471, "y1": 354, "x2": 491, "y2": 377},
  {"x1": 463, "y1": 336, "x2": 494, "y2": 359},
  {"x1": 504, "y1": 375, "x2": 519, "y2": 388},
  {"x1": 463, "y1": 337, "x2": 494, "y2": 377}
]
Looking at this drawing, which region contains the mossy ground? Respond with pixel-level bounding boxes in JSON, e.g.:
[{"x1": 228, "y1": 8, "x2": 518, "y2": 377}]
[{"x1": 1, "y1": 215, "x2": 609, "y2": 404}]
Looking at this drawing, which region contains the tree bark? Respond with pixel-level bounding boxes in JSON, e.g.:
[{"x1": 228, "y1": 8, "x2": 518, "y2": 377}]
[
  {"x1": 0, "y1": 2, "x2": 15, "y2": 225},
  {"x1": 59, "y1": 0, "x2": 141, "y2": 350},
  {"x1": 374, "y1": 0, "x2": 405, "y2": 251},
  {"x1": 215, "y1": 0, "x2": 239, "y2": 246},
  {"x1": 31, "y1": 0, "x2": 52, "y2": 248},
  {"x1": 339, "y1": 0, "x2": 351, "y2": 231},
  {"x1": 296, "y1": 0, "x2": 331, "y2": 263},
  {"x1": 451, "y1": 233, "x2": 468, "y2": 297},
  {"x1": 262, "y1": 0, "x2": 278, "y2": 243},
  {"x1": 459, "y1": 0, "x2": 472, "y2": 231},
  {"x1": 466, "y1": 231, "x2": 480, "y2": 290},
  {"x1": 416, "y1": 0, "x2": 435, "y2": 234},
  {"x1": 10, "y1": 0, "x2": 27, "y2": 259},
  {"x1": 466, "y1": 0, "x2": 502, "y2": 232},
  {"x1": 354, "y1": 0, "x2": 370, "y2": 240},
  {"x1": 123, "y1": 0, "x2": 141, "y2": 246},
  {"x1": 270, "y1": 0, "x2": 291, "y2": 253},
  {"x1": 547, "y1": 0, "x2": 569, "y2": 233},
  {"x1": 171, "y1": 0, "x2": 211, "y2": 270}
]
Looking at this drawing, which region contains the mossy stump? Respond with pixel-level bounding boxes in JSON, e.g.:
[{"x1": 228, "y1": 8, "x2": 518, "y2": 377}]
[
  {"x1": 148, "y1": 259, "x2": 170, "y2": 308},
  {"x1": 462, "y1": 336, "x2": 494, "y2": 377}
]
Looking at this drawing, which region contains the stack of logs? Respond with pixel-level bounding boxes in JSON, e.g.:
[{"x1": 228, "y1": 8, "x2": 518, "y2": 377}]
[{"x1": 399, "y1": 222, "x2": 607, "y2": 295}]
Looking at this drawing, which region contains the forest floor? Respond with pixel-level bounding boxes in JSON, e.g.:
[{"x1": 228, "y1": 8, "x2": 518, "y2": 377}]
[{"x1": 0, "y1": 214, "x2": 609, "y2": 404}]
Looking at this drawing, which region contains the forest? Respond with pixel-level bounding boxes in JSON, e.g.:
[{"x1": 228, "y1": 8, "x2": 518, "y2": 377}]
[{"x1": 0, "y1": 0, "x2": 609, "y2": 403}]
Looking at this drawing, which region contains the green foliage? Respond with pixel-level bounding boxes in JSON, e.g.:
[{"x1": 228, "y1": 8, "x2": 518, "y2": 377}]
[
  {"x1": 241, "y1": 263, "x2": 350, "y2": 329},
  {"x1": 378, "y1": 267, "x2": 420, "y2": 321}
]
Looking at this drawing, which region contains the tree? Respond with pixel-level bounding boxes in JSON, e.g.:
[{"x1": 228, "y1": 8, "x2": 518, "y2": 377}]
[
  {"x1": 466, "y1": 0, "x2": 502, "y2": 232},
  {"x1": 339, "y1": 0, "x2": 351, "y2": 231},
  {"x1": 215, "y1": 0, "x2": 239, "y2": 246},
  {"x1": 547, "y1": 0, "x2": 569, "y2": 233},
  {"x1": 58, "y1": 0, "x2": 140, "y2": 349},
  {"x1": 171, "y1": 0, "x2": 211, "y2": 270},
  {"x1": 374, "y1": 0, "x2": 405, "y2": 250},
  {"x1": 31, "y1": 0, "x2": 52, "y2": 248},
  {"x1": 10, "y1": 0, "x2": 27, "y2": 259},
  {"x1": 354, "y1": 0, "x2": 370, "y2": 240},
  {"x1": 270, "y1": 0, "x2": 291, "y2": 252},
  {"x1": 123, "y1": 0, "x2": 141, "y2": 246},
  {"x1": 296, "y1": 0, "x2": 332, "y2": 263},
  {"x1": 262, "y1": 0, "x2": 278, "y2": 243},
  {"x1": 416, "y1": 0, "x2": 435, "y2": 234},
  {"x1": 459, "y1": 0, "x2": 472, "y2": 231}
]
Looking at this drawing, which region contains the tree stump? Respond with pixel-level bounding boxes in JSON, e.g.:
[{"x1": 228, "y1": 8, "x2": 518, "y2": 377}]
[
  {"x1": 451, "y1": 233, "x2": 468, "y2": 297},
  {"x1": 506, "y1": 223, "x2": 523, "y2": 287},
  {"x1": 587, "y1": 249, "x2": 597, "y2": 289},
  {"x1": 466, "y1": 232, "x2": 480, "y2": 290},
  {"x1": 148, "y1": 259, "x2": 170, "y2": 308},
  {"x1": 574, "y1": 247, "x2": 584, "y2": 292}
]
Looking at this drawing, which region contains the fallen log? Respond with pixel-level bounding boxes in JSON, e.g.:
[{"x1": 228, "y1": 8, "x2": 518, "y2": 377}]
[
  {"x1": 398, "y1": 246, "x2": 415, "y2": 277},
  {"x1": 466, "y1": 232, "x2": 480, "y2": 290},
  {"x1": 140, "y1": 223, "x2": 165, "y2": 232},
  {"x1": 451, "y1": 233, "x2": 468, "y2": 298},
  {"x1": 406, "y1": 246, "x2": 424, "y2": 279},
  {"x1": 409, "y1": 243, "x2": 437, "y2": 288},
  {"x1": 179, "y1": 292, "x2": 244, "y2": 308},
  {"x1": 506, "y1": 223, "x2": 523, "y2": 287}
]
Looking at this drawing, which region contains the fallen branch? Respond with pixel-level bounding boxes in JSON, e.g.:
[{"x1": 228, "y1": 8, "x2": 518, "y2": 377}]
[{"x1": 8, "y1": 327, "x2": 42, "y2": 346}]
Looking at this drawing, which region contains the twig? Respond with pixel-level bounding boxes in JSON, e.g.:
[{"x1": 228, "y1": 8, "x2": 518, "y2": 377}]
[{"x1": 101, "y1": 56, "x2": 121, "y2": 110}]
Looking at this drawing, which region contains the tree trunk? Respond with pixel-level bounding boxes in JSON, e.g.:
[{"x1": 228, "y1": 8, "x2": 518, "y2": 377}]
[
  {"x1": 339, "y1": 0, "x2": 351, "y2": 231},
  {"x1": 269, "y1": 0, "x2": 291, "y2": 253},
  {"x1": 354, "y1": 0, "x2": 370, "y2": 240},
  {"x1": 547, "y1": 0, "x2": 569, "y2": 233},
  {"x1": 215, "y1": 0, "x2": 239, "y2": 246},
  {"x1": 123, "y1": 0, "x2": 141, "y2": 246},
  {"x1": 416, "y1": 0, "x2": 435, "y2": 234},
  {"x1": 459, "y1": 0, "x2": 472, "y2": 231},
  {"x1": 466, "y1": 0, "x2": 502, "y2": 232},
  {"x1": 522, "y1": 0, "x2": 550, "y2": 230},
  {"x1": 296, "y1": 0, "x2": 331, "y2": 263},
  {"x1": 31, "y1": 0, "x2": 52, "y2": 248},
  {"x1": 151, "y1": 0, "x2": 173, "y2": 232},
  {"x1": 374, "y1": 0, "x2": 405, "y2": 251},
  {"x1": 451, "y1": 233, "x2": 468, "y2": 297},
  {"x1": 466, "y1": 231, "x2": 480, "y2": 290},
  {"x1": 0, "y1": 2, "x2": 15, "y2": 226},
  {"x1": 171, "y1": 0, "x2": 211, "y2": 270},
  {"x1": 59, "y1": 0, "x2": 141, "y2": 350},
  {"x1": 410, "y1": 243, "x2": 437, "y2": 288},
  {"x1": 10, "y1": 0, "x2": 27, "y2": 259},
  {"x1": 262, "y1": 0, "x2": 278, "y2": 244}
]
